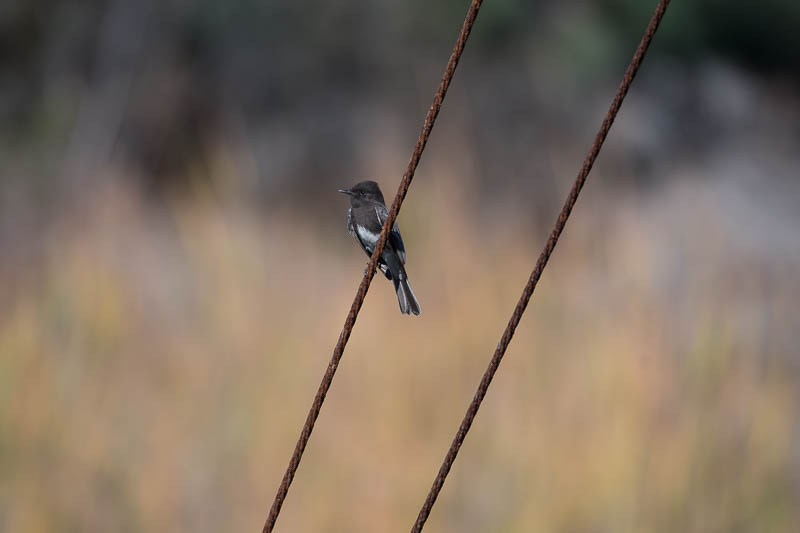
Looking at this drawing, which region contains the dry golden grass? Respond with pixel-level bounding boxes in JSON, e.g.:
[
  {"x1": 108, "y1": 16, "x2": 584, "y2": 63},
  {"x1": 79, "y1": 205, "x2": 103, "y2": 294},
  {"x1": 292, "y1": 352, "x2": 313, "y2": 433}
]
[{"x1": 1, "y1": 174, "x2": 798, "y2": 532}]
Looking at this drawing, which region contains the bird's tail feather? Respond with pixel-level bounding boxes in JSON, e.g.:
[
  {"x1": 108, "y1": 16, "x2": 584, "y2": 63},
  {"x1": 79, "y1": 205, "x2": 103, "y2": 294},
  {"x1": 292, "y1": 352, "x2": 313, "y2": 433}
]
[{"x1": 394, "y1": 277, "x2": 421, "y2": 316}]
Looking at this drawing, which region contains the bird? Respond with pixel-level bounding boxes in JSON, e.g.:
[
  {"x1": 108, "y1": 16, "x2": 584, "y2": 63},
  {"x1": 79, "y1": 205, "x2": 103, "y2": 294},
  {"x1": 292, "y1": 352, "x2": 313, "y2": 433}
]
[{"x1": 339, "y1": 180, "x2": 421, "y2": 315}]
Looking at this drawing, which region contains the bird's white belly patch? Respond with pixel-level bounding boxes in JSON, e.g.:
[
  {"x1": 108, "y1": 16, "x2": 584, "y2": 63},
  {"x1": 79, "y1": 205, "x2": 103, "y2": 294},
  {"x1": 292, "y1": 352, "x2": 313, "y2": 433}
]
[{"x1": 356, "y1": 224, "x2": 380, "y2": 246}]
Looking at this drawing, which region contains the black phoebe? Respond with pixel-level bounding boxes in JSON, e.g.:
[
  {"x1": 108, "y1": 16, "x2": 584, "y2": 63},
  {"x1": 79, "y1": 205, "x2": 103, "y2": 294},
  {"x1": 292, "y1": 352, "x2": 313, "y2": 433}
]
[{"x1": 339, "y1": 180, "x2": 421, "y2": 315}]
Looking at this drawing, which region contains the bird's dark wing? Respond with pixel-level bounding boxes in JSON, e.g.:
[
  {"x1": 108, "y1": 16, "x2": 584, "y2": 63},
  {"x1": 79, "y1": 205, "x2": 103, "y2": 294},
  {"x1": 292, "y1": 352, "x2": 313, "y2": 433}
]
[
  {"x1": 375, "y1": 205, "x2": 406, "y2": 264},
  {"x1": 346, "y1": 208, "x2": 357, "y2": 238}
]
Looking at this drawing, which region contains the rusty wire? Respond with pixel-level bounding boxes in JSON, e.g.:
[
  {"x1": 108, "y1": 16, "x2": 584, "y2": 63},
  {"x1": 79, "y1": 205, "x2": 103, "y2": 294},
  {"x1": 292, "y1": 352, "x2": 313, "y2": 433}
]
[
  {"x1": 261, "y1": 1, "x2": 484, "y2": 531},
  {"x1": 410, "y1": 1, "x2": 671, "y2": 531}
]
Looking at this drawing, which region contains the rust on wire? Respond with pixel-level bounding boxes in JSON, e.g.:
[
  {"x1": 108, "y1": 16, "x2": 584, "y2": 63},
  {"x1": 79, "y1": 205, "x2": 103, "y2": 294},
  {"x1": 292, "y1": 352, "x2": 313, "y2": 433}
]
[
  {"x1": 409, "y1": 0, "x2": 672, "y2": 531},
  {"x1": 261, "y1": 1, "x2": 484, "y2": 531}
]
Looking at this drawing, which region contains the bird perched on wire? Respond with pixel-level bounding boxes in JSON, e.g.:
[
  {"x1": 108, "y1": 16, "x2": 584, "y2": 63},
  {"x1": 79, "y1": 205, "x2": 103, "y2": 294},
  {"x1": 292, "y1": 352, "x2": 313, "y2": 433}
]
[{"x1": 339, "y1": 180, "x2": 421, "y2": 315}]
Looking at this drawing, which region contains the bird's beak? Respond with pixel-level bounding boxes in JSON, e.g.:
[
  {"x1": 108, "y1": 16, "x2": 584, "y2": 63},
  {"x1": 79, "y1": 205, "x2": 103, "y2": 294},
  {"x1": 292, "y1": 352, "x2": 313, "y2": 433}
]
[{"x1": 338, "y1": 188, "x2": 353, "y2": 196}]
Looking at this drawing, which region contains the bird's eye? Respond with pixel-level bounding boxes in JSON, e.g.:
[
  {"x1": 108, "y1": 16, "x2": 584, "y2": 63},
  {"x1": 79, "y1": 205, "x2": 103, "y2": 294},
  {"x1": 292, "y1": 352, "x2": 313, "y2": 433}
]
[{"x1": 359, "y1": 191, "x2": 366, "y2": 197}]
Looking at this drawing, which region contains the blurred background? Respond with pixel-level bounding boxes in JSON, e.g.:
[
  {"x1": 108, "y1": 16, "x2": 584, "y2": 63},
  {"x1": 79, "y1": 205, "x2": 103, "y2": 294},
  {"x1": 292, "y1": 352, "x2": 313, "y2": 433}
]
[{"x1": 2, "y1": 0, "x2": 800, "y2": 531}]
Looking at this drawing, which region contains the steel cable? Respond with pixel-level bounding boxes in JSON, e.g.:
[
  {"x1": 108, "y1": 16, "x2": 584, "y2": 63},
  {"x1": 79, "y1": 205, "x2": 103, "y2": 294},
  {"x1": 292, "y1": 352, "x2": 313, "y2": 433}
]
[
  {"x1": 261, "y1": 1, "x2": 484, "y2": 531},
  {"x1": 410, "y1": 1, "x2": 671, "y2": 531}
]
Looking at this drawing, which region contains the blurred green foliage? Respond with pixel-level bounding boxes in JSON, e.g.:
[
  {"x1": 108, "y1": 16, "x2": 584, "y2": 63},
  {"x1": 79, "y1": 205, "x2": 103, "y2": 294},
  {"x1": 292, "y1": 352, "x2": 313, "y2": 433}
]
[
  {"x1": 1, "y1": 0, "x2": 799, "y2": 194},
  {"x1": 605, "y1": 0, "x2": 800, "y2": 72}
]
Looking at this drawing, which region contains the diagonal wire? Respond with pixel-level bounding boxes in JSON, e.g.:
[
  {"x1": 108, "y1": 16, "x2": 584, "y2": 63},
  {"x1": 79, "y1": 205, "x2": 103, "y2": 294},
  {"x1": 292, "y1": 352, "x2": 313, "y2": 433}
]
[
  {"x1": 261, "y1": 1, "x2": 484, "y2": 531},
  {"x1": 410, "y1": 1, "x2": 671, "y2": 531}
]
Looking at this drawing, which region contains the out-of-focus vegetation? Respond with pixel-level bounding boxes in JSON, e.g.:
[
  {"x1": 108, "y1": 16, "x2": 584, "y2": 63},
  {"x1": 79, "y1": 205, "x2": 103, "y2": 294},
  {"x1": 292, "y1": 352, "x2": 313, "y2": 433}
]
[{"x1": 1, "y1": 1, "x2": 799, "y2": 531}]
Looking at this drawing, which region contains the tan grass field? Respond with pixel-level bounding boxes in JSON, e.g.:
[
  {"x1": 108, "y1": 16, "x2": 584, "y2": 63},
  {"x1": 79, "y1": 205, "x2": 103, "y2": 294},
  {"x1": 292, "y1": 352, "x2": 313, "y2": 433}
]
[{"x1": 1, "y1": 172, "x2": 798, "y2": 532}]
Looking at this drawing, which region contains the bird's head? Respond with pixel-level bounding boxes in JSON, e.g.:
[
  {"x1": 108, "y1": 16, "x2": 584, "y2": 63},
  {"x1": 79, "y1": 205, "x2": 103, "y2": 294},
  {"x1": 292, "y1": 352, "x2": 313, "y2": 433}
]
[{"x1": 338, "y1": 180, "x2": 386, "y2": 206}]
